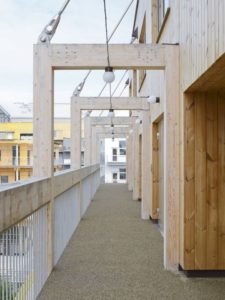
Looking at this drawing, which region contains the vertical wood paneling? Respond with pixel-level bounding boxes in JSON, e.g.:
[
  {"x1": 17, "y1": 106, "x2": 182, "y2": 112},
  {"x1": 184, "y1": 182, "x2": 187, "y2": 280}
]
[
  {"x1": 183, "y1": 94, "x2": 195, "y2": 269},
  {"x1": 206, "y1": 94, "x2": 218, "y2": 269},
  {"x1": 181, "y1": 0, "x2": 225, "y2": 91},
  {"x1": 195, "y1": 94, "x2": 207, "y2": 269},
  {"x1": 218, "y1": 93, "x2": 225, "y2": 269},
  {"x1": 183, "y1": 92, "x2": 225, "y2": 270}
]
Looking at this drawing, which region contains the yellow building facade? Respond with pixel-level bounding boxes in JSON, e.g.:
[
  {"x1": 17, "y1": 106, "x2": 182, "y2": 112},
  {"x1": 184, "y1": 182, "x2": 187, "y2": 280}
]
[{"x1": 0, "y1": 120, "x2": 70, "y2": 184}]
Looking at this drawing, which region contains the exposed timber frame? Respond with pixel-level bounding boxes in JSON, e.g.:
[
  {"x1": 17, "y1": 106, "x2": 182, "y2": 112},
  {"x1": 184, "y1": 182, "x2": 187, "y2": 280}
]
[{"x1": 33, "y1": 43, "x2": 180, "y2": 270}]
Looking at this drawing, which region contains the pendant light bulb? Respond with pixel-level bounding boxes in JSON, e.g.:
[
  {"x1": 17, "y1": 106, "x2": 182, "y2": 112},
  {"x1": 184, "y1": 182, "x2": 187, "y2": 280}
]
[
  {"x1": 103, "y1": 67, "x2": 115, "y2": 83},
  {"x1": 108, "y1": 109, "x2": 114, "y2": 118}
]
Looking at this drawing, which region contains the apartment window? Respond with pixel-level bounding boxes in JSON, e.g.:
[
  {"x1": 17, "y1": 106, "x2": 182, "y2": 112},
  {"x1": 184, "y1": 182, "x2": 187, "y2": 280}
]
[
  {"x1": 27, "y1": 150, "x2": 31, "y2": 165},
  {"x1": 139, "y1": 15, "x2": 146, "y2": 91},
  {"x1": 112, "y1": 173, "x2": 118, "y2": 183},
  {"x1": 20, "y1": 133, "x2": 33, "y2": 141},
  {"x1": 119, "y1": 140, "x2": 126, "y2": 156},
  {"x1": 12, "y1": 146, "x2": 16, "y2": 166},
  {"x1": 12, "y1": 145, "x2": 20, "y2": 166},
  {"x1": 1, "y1": 176, "x2": 8, "y2": 184},
  {"x1": 119, "y1": 141, "x2": 126, "y2": 148},
  {"x1": 119, "y1": 168, "x2": 127, "y2": 180},
  {"x1": 112, "y1": 149, "x2": 117, "y2": 162},
  {"x1": 0, "y1": 131, "x2": 14, "y2": 140}
]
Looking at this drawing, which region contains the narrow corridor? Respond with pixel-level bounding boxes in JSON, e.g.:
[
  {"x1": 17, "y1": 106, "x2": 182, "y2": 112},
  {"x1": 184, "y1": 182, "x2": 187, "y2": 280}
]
[{"x1": 39, "y1": 184, "x2": 225, "y2": 300}]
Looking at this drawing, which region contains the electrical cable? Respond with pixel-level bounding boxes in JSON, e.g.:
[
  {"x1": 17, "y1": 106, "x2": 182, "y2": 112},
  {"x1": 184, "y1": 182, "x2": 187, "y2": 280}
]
[
  {"x1": 74, "y1": 0, "x2": 135, "y2": 95},
  {"x1": 103, "y1": 0, "x2": 111, "y2": 67}
]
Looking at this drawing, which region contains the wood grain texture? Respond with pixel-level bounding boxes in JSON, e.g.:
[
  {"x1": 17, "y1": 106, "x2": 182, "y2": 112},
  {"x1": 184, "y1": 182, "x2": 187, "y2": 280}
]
[
  {"x1": 218, "y1": 93, "x2": 225, "y2": 269},
  {"x1": 183, "y1": 93, "x2": 195, "y2": 269},
  {"x1": 195, "y1": 94, "x2": 207, "y2": 269}
]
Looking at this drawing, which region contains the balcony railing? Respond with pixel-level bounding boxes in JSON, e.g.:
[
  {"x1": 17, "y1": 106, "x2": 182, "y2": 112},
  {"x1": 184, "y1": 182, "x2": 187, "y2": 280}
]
[
  {"x1": 0, "y1": 164, "x2": 100, "y2": 299},
  {"x1": 106, "y1": 155, "x2": 126, "y2": 165},
  {"x1": 0, "y1": 157, "x2": 33, "y2": 168}
]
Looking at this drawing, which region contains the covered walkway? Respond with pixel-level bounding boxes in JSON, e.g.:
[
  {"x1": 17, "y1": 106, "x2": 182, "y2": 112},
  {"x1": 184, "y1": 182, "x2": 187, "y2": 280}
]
[{"x1": 39, "y1": 184, "x2": 225, "y2": 300}]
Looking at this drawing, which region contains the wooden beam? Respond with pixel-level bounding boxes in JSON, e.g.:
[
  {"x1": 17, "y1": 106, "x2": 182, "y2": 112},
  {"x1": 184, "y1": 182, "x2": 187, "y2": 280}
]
[
  {"x1": 92, "y1": 126, "x2": 130, "y2": 135},
  {"x1": 89, "y1": 117, "x2": 134, "y2": 125},
  {"x1": 72, "y1": 97, "x2": 149, "y2": 111},
  {"x1": 43, "y1": 44, "x2": 166, "y2": 70}
]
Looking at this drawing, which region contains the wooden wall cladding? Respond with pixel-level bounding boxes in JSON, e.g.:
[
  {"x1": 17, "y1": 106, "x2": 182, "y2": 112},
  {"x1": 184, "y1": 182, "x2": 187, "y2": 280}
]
[
  {"x1": 180, "y1": 0, "x2": 225, "y2": 92},
  {"x1": 182, "y1": 92, "x2": 225, "y2": 270}
]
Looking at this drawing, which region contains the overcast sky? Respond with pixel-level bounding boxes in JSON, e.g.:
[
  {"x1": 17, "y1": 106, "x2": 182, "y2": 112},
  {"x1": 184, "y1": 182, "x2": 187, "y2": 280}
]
[{"x1": 0, "y1": 0, "x2": 136, "y2": 117}]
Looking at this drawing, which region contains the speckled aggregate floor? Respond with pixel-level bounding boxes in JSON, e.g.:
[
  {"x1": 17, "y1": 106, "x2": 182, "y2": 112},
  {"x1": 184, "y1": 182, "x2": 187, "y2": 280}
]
[{"x1": 38, "y1": 184, "x2": 225, "y2": 300}]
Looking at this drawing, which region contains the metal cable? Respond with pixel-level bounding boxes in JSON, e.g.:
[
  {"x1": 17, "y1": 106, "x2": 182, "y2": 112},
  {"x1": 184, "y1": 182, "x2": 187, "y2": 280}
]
[
  {"x1": 112, "y1": 71, "x2": 128, "y2": 96},
  {"x1": 103, "y1": 0, "x2": 111, "y2": 67},
  {"x1": 76, "y1": 0, "x2": 135, "y2": 93}
]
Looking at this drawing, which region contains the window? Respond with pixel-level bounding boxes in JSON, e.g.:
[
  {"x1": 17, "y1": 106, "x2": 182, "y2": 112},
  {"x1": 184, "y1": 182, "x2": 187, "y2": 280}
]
[
  {"x1": 119, "y1": 141, "x2": 126, "y2": 149},
  {"x1": 112, "y1": 173, "x2": 118, "y2": 183},
  {"x1": 12, "y1": 145, "x2": 20, "y2": 166},
  {"x1": 0, "y1": 132, "x2": 14, "y2": 140},
  {"x1": 27, "y1": 150, "x2": 31, "y2": 165},
  {"x1": 119, "y1": 168, "x2": 127, "y2": 180},
  {"x1": 119, "y1": 140, "x2": 126, "y2": 156},
  {"x1": 1, "y1": 176, "x2": 8, "y2": 184},
  {"x1": 112, "y1": 148, "x2": 117, "y2": 161},
  {"x1": 20, "y1": 133, "x2": 33, "y2": 141}
]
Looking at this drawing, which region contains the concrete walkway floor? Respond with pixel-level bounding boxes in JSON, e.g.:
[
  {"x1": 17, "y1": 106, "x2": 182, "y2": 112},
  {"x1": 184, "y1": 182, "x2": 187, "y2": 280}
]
[{"x1": 39, "y1": 184, "x2": 225, "y2": 300}]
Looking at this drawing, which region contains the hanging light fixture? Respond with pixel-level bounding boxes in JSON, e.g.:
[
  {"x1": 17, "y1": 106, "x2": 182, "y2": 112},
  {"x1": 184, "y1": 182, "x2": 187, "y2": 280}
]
[
  {"x1": 103, "y1": 67, "x2": 115, "y2": 83},
  {"x1": 108, "y1": 108, "x2": 114, "y2": 117},
  {"x1": 103, "y1": 0, "x2": 115, "y2": 84}
]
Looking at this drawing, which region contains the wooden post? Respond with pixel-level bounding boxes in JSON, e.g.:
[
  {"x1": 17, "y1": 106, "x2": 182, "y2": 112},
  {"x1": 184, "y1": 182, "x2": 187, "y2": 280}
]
[
  {"x1": 71, "y1": 99, "x2": 81, "y2": 169},
  {"x1": 127, "y1": 132, "x2": 133, "y2": 191},
  {"x1": 133, "y1": 123, "x2": 140, "y2": 200},
  {"x1": 84, "y1": 117, "x2": 91, "y2": 166},
  {"x1": 141, "y1": 111, "x2": 151, "y2": 219},
  {"x1": 33, "y1": 44, "x2": 54, "y2": 275},
  {"x1": 164, "y1": 46, "x2": 180, "y2": 270}
]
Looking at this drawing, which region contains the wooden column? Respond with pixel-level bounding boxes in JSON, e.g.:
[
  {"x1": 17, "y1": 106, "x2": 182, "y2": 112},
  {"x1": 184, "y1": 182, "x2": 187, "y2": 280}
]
[
  {"x1": 141, "y1": 111, "x2": 151, "y2": 219},
  {"x1": 33, "y1": 44, "x2": 54, "y2": 275},
  {"x1": 164, "y1": 46, "x2": 180, "y2": 270},
  {"x1": 128, "y1": 132, "x2": 133, "y2": 191},
  {"x1": 133, "y1": 123, "x2": 140, "y2": 200},
  {"x1": 71, "y1": 99, "x2": 81, "y2": 169},
  {"x1": 84, "y1": 117, "x2": 91, "y2": 166},
  {"x1": 133, "y1": 70, "x2": 137, "y2": 97},
  {"x1": 91, "y1": 127, "x2": 97, "y2": 165}
]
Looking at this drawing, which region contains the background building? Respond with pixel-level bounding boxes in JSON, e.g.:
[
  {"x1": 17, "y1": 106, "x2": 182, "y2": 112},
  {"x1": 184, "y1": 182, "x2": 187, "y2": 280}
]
[
  {"x1": 0, "y1": 107, "x2": 71, "y2": 184},
  {"x1": 104, "y1": 138, "x2": 127, "y2": 183}
]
